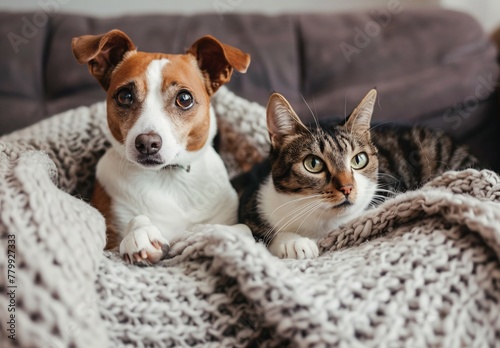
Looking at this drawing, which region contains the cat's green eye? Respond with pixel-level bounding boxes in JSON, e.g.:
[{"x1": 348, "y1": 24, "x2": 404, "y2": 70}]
[
  {"x1": 351, "y1": 152, "x2": 368, "y2": 170},
  {"x1": 303, "y1": 155, "x2": 325, "y2": 173}
]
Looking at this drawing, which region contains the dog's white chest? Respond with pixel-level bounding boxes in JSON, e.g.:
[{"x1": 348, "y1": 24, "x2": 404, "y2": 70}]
[{"x1": 96, "y1": 147, "x2": 238, "y2": 241}]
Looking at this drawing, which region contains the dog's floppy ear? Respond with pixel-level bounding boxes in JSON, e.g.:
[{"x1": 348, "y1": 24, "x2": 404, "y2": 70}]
[
  {"x1": 187, "y1": 35, "x2": 251, "y2": 95},
  {"x1": 72, "y1": 29, "x2": 136, "y2": 90}
]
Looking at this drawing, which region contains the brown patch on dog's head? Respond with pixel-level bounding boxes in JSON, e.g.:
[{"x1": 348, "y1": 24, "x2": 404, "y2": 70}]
[{"x1": 72, "y1": 29, "x2": 136, "y2": 90}]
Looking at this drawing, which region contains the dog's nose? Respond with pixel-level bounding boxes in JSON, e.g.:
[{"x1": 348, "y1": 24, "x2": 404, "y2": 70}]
[{"x1": 135, "y1": 133, "x2": 162, "y2": 155}]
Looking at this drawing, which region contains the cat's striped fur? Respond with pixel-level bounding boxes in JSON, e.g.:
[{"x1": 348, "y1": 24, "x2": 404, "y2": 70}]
[
  {"x1": 374, "y1": 125, "x2": 476, "y2": 194},
  {"x1": 233, "y1": 90, "x2": 478, "y2": 259}
]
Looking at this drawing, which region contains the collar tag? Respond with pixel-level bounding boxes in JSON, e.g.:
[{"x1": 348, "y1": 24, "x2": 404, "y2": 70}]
[{"x1": 163, "y1": 164, "x2": 191, "y2": 172}]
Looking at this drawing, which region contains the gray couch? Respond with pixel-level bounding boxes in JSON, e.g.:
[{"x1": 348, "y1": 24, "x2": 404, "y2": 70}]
[{"x1": 0, "y1": 8, "x2": 499, "y2": 171}]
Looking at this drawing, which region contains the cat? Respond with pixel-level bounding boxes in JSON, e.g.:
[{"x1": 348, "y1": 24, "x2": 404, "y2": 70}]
[{"x1": 233, "y1": 89, "x2": 478, "y2": 260}]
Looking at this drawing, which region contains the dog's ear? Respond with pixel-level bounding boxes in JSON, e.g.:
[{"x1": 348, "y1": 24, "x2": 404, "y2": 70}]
[
  {"x1": 72, "y1": 29, "x2": 136, "y2": 90},
  {"x1": 187, "y1": 35, "x2": 251, "y2": 95}
]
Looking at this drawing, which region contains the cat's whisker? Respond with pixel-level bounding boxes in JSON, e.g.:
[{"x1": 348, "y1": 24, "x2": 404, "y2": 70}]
[
  {"x1": 343, "y1": 90, "x2": 348, "y2": 123},
  {"x1": 270, "y1": 199, "x2": 320, "y2": 227},
  {"x1": 376, "y1": 181, "x2": 399, "y2": 188},
  {"x1": 370, "y1": 201, "x2": 387, "y2": 207},
  {"x1": 370, "y1": 195, "x2": 390, "y2": 206},
  {"x1": 275, "y1": 203, "x2": 323, "y2": 240},
  {"x1": 295, "y1": 201, "x2": 324, "y2": 234},
  {"x1": 433, "y1": 160, "x2": 453, "y2": 172},
  {"x1": 377, "y1": 172, "x2": 399, "y2": 181},
  {"x1": 263, "y1": 200, "x2": 320, "y2": 242},
  {"x1": 313, "y1": 94, "x2": 319, "y2": 129},
  {"x1": 269, "y1": 194, "x2": 323, "y2": 216},
  {"x1": 271, "y1": 200, "x2": 323, "y2": 238},
  {"x1": 371, "y1": 194, "x2": 390, "y2": 201},
  {"x1": 314, "y1": 204, "x2": 330, "y2": 235},
  {"x1": 372, "y1": 194, "x2": 389, "y2": 198},
  {"x1": 374, "y1": 188, "x2": 396, "y2": 194},
  {"x1": 415, "y1": 136, "x2": 432, "y2": 175},
  {"x1": 301, "y1": 94, "x2": 320, "y2": 130},
  {"x1": 369, "y1": 121, "x2": 393, "y2": 132},
  {"x1": 274, "y1": 200, "x2": 321, "y2": 232},
  {"x1": 377, "y1": 182, "x2": 400, "y2": 190}
]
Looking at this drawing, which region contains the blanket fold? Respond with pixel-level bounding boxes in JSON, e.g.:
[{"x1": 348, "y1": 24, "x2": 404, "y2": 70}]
[
  {"x1": 319, "y1": 169, "x2": 500, "y2": 259},
  {"x1": 0, "y1": 148, "x2": 107, "y2": 348},
  {"x1": 1, "y1": 87, "x2": 500, "y2": 347}
]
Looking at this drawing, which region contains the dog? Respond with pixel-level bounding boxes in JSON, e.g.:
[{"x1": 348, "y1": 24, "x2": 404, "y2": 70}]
[{"x1": 72, "y1": 30, "x2": 251, "y2": 265}]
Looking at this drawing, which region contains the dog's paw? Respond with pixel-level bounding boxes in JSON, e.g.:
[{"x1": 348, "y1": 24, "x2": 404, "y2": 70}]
[
  {"x1": 120, "y1": 215, "x2": 170, "y2": 266},
  {"x1": 269, "y1": 233, "x2": 319, "y2": 260}
]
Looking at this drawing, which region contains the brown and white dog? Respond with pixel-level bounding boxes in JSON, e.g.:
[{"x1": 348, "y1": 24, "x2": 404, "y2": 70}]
[{"x1": 72, "y1": 30, "x2": 250, "y2": 265}]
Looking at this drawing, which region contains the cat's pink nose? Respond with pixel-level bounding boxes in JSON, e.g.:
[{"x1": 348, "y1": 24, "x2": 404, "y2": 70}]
[{"x1": 339, "y1": 185, "x2": 353, "y2": 196}]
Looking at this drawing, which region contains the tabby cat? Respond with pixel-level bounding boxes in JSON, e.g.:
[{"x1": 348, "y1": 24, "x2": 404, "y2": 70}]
[{"x1": 234, "y1": 89, "x2": 478, "y2": 259}]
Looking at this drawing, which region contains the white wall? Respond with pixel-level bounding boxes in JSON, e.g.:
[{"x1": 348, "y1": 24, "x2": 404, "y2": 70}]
[
  {"x1": 0, "y1": 0, "x2": 437, "y2": 17},
  {"x1": 0, "y1": 0, "x2": 497, "y2": 32},
  {"x1": 441, "y1": 0, "x2": 500, "y2": 32}
]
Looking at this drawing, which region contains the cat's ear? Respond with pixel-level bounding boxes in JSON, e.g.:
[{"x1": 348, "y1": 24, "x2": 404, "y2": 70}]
[
  {"x1": 345, "y1": 89, "x2": 377, "y2": 134},
  {"x1": 267, "y1": 93, "x2": 308, "y2": 146}
]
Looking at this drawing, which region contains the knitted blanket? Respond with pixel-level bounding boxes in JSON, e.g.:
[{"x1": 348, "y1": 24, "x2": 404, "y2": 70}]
[{"x1": 1, "y1": 87, "x2": 500, "y2": 347}]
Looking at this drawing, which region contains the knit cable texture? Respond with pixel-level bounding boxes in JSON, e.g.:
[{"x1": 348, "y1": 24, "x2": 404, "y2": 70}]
[{"x1": 1, "y1": 87, "x2": 500, "y2": 347}]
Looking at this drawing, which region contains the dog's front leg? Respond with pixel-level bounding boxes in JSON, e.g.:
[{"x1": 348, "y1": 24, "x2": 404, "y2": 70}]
[{"x1": 119, "y1": 215, "x2": 170, "y2": 266}]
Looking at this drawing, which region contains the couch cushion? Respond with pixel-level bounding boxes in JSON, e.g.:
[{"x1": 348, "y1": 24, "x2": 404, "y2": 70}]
[
  {"x1": 297, "y1": 9, "x2": 499, "y2": 133},
  {"x1": 0, "y1": 12, "x2": 49, "y2": 134}
]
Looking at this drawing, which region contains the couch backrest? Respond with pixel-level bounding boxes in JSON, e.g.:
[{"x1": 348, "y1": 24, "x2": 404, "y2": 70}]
[{"x1": 1, "y1": 9, "x2": 499, "y2": 168}]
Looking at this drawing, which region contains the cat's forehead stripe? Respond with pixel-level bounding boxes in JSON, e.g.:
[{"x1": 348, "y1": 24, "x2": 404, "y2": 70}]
[
  {"x1": 326, "y1": 131, "x2": 352, "y2": 155},
  {"x1": 341, "y1": 136, "x2": 352, "y2": 151},
  {"x1": 317, "y1": 135, "x2": 326, "y2": 153},
  {"x1": 329, "y1": 133, "x2": 344, "y2": 153}
]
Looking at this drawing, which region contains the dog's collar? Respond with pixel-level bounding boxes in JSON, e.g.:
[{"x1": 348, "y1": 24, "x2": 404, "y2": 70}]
[{"x1": 163, "y1": 164, "x2": 191, "y2": 173}]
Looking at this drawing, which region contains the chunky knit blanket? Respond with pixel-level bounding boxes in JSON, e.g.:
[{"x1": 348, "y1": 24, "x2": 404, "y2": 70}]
[{"x1": 1, "y1": 87, "x2": 500, "y2": 348}]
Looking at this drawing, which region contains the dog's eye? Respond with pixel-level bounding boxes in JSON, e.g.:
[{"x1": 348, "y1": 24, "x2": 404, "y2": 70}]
[
  {"x1": 116, "y1": 88, "x2": 133, "y2": 107},
  {"x1": 176, "y1": 91, "x2": 194, "y2": 110}
]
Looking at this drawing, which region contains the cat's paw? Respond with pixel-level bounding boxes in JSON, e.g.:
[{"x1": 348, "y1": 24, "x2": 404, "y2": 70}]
[
  {"x1": 269, "y1": 233, "x2": 319, "y2": 260},
  {"x1": 120, "y1": 215, "x2": 170, "y2": 266}
]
